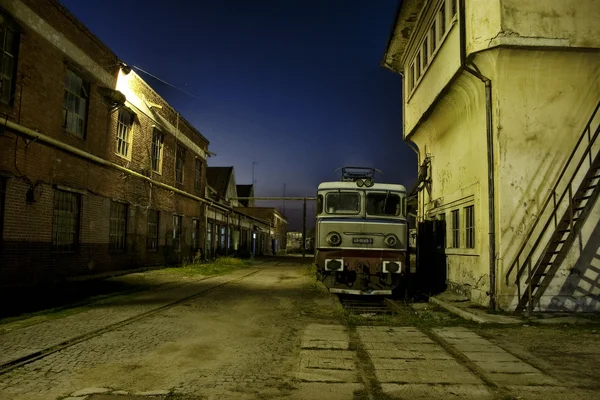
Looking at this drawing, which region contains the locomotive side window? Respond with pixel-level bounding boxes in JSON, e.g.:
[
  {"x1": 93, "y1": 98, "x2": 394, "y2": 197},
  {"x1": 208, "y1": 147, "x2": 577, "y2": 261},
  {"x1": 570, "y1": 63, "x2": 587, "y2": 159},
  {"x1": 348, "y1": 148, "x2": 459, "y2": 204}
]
[
  {"x1": 366, "y1": 192, "x2": 401, "y2": 216},
  {"x1": 325, "y1": 192, "x2": 360, "y2": 214},
  {"x1": 317, "y1": 195, "x2": 323, "y2": 214}
]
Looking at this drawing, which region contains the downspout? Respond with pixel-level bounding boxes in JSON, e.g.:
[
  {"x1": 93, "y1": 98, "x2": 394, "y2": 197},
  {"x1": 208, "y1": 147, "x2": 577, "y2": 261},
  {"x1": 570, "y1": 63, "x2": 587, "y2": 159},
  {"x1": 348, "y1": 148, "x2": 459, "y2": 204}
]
[{"x1": 460, "y1": 1, "x2": 496, "y2": 311}]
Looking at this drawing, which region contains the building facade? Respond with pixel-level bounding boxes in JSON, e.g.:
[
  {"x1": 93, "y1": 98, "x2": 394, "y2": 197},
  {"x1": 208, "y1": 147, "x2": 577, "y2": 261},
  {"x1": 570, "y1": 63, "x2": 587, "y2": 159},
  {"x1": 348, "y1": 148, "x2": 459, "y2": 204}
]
[
  {"x1": 205, "y1": 167, "x2": 274, "y2": 258},
  {"x1": 0, "y1": 0, "x2": 212, "y2": 288},
  {"x1": 384, "y1": 0, "x2": 600, "y2": 311}
]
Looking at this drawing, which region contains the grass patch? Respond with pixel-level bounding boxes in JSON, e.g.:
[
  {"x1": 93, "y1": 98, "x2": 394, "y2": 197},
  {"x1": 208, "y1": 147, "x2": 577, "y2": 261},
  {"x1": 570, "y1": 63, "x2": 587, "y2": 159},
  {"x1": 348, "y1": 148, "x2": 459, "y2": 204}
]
[{"x1": 154, "y1": 257, "x2": 253, "y2": 278}]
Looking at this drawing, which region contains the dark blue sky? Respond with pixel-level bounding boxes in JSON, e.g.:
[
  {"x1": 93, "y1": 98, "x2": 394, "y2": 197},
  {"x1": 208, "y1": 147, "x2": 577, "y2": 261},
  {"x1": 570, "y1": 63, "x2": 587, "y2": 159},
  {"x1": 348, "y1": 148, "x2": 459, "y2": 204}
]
[{"x1": 61, "y1": 0, "x2": 415, "y2": 229}]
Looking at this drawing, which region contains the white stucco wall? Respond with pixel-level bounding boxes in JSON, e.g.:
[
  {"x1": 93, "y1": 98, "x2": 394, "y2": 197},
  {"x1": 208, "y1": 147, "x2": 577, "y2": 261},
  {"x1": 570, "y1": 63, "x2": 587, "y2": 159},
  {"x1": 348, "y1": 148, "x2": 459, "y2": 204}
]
[
  {"x1": 411, "y1": 67, "x2": 491, "y2": 304},
  {"x1": 405, "y1": 22, "x2": 462, "y2": 137},
  {"x1": 495, "y1": 49, "x2": 600, "y2": 309}
]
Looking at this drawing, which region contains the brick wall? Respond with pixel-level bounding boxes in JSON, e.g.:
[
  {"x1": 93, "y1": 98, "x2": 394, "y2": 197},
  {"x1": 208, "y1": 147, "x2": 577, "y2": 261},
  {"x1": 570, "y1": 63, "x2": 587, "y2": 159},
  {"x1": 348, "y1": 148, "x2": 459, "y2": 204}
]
[{"x1": 0, "y1": 0, "x2": 210, "y2": 288}]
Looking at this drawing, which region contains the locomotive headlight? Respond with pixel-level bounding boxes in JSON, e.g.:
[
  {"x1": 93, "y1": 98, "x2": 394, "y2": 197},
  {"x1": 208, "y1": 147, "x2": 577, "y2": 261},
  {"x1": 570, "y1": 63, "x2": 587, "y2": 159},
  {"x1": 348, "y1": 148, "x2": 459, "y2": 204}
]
[
  {"x1": 356, "y1": 179, "x2": 365, "y2": 187},
  {"x1": 327, "y1": 232, "x2": 342, "y2": 246},
  {"x1": 384, "y1": 234, "x2": 398, "y2": 248},
  {"x1": 364, "y1": 178, "x2": 374, "y2": 187}
]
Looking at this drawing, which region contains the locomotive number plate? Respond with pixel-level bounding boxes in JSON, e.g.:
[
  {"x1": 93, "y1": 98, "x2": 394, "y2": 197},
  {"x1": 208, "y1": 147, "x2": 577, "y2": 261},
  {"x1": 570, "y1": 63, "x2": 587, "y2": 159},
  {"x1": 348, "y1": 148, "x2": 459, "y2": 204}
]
[{"x1": 352, "y1": 238, "x2": 373, "y2": 245}]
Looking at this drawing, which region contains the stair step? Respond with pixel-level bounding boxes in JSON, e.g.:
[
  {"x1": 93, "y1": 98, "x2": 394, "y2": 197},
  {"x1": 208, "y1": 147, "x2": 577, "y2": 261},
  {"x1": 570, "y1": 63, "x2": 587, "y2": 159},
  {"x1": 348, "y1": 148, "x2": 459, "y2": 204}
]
[
  {"x1": 575, "y1": 195, "x2": 592, "y2": 201},
  {"x1": 582, "y1": 185, "x2": 597, "y2": 191},
  {"x1": 585, "y1": 175, "x2": 600, "y2": 181},
  {"x1": 573, "y1": 206, "x2": 585, "y2": 211},
  {"x1": 552, "y1": 240, "x2": 566, "y2": 244}
]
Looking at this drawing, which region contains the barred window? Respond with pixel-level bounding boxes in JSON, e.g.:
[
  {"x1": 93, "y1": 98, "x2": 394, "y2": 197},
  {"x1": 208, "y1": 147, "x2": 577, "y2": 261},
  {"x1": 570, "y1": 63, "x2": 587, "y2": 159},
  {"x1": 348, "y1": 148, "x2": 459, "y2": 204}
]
[
  {"x1": 451, "y1": 209, "x2": 460, "y2": 248},
  {"x1": 176, "y1": 145, "x2": 185, "y2": 184},
  {"x1": 207, "y1": 222, "x2": 213, "y2": 250},
  {"x1": 147, "y1": 210, "x2": 159, "y2": 251},
  {"x1": 465, "y1": 205, "x2": 475, "y2": 249},
  {"x1": 116, "y1": 109, "x2": 133, "y2": 158},
  {"x1": 52, "y1": 190, "x2": 80, "y2": 252},
  {"x1": 63, "y1": 69, "x2": 89, "y2": 138},
  {"x1": 0, "y1": 23, "x2": 18, "y2": 105},
  {"x1": 109, "y1": 201, "x2": 127, "y2": 251},
  {"x1": 151, "y1": 129, "x2": 164, "y2": 172},
  {"x1": 192, "y1": 219, "x2": 200, "y2": 250},
  {"x1": 173, "y1": 214, "x2": 182, "y2": 251},
  {"x1": 194, "y1": 158, "x2": 202, "y2": 192}
]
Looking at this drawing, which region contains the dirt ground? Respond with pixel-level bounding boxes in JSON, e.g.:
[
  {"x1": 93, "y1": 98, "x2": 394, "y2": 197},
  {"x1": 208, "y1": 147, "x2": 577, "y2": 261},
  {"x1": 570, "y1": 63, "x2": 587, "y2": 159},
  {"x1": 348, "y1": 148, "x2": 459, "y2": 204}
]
[{"x1": 1, "y1": 257, "x2": 599, "y2": 400}]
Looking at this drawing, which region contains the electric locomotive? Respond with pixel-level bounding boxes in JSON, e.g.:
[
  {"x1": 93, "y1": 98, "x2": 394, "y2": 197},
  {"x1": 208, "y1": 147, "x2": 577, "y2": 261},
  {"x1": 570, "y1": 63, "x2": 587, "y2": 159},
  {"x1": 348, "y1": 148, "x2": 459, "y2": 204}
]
[{"x1": 314, "y1": 167, "x2": 408, "y2": 295}]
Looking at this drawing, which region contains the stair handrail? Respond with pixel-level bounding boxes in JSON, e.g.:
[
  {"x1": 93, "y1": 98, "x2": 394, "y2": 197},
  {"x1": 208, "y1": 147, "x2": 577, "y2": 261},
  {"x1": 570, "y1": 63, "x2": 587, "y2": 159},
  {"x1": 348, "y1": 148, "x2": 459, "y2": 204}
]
[{"x1": 505, "y1": 100, "x2": 600, "y2": 286}]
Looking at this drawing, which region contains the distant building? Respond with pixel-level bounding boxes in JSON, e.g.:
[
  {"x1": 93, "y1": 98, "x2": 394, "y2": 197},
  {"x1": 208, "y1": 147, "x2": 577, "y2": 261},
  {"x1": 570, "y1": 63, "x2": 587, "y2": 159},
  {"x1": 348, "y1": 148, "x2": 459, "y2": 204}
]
[
  {"x1": 235, "y1": 206, "x2": 288, "y2": 255},
  {"x1": 384, "y1": 0, "x2": 600, "y2": 312},
  {"x1": 206, "y1": 167, "x2": 273, "y2": 257}
]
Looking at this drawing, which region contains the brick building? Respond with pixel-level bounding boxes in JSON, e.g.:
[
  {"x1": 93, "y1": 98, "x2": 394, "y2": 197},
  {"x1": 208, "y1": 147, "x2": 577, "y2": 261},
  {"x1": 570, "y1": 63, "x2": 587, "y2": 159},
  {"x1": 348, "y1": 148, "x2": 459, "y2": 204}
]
[{"x1": 0, "y1": 0, "x2": 213, "y2": 288}]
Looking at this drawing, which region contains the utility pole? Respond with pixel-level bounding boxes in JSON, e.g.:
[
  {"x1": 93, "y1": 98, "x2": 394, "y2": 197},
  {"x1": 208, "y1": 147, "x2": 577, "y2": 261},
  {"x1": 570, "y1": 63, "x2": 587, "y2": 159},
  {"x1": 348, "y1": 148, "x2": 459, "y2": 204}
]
[
  {"x1": 283, "y1": 183, "x2": 286, "y2": 215},
  {"x1": 252, "y1": 161, "x2": 256, "y2": 185},
  {"x1": 302, "y1": 198, "x2": 307, "y2": 265}
]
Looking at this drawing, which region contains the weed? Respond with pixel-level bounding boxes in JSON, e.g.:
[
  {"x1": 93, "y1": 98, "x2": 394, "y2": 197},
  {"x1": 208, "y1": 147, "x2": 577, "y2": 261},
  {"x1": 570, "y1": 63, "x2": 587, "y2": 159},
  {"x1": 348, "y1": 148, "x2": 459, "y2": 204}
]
[{"x1": 154, "y1": 257, "x2": 253, "y2": 278}]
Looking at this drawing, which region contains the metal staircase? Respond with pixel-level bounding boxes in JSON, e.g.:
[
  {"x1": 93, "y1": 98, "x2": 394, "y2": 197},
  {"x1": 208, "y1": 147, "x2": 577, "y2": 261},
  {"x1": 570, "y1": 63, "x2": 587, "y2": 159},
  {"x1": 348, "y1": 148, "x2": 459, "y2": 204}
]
[{"x1": 505, "y1": 101, "x2": 600, "y2": 314}]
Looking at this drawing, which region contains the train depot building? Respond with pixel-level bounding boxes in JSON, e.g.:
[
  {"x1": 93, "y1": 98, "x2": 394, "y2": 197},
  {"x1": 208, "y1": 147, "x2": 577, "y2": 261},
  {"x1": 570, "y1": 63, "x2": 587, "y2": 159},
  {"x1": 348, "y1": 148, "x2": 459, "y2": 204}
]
[
  {"x1": 0, "y1": 0, "x2": 287, "y2": 290},
  {"x1": 383, "y1": 0, "x2": 600, "y2": 312}
]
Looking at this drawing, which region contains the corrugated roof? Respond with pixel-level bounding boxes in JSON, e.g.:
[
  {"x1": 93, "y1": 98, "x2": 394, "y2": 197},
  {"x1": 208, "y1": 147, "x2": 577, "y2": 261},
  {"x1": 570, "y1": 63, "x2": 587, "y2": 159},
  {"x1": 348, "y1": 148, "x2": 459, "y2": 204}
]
[{"x1": 206, "y1": 167, "x2": 233, "y2": 199}]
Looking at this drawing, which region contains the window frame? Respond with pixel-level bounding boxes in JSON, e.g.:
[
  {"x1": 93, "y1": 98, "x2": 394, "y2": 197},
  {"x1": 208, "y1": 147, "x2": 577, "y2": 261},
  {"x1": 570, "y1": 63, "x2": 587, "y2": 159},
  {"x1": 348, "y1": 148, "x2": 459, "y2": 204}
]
[
  {"x1": 116, "y1": 109, "x2": 134, "y2": 159},
  {"x1": 194, "y1": 157, "x2": 202, "y2": 192},
  {"x1": 176, "y1": 145, "x2": 185, "y2": 185},
  {"x1": 192, "y1": 218, "x2": 200, "y2": 250},
  {"x1": 406, "y1": 0, "x2": 459, "y2": 98},
  {"x1": 324, "y1": 191, "x2": 361, "y2": 215},
  {"x1": 172, "y1": 214, "x2": 183, "y2": 252},
  {"x1": 465, "y1": 205, "x2": 475, "y2": 249},
  {"x1": 147, "y1": 209, "x2": 159, "y2": 251},
  {"x1": 62, "y1": 68, "x2": 90, "y2": 138},
  {"x1": 151, "y1": 129, "x2": 164, "y2": 174},
  {"x1": 451, "y1": 209, "x2": 460, "y2": 248},
  {"x1": 365, "y1": 192, "x2": 402, "y2": 217},
  {"x1": 109, "y1": 201, "x2": 127, "y2": 252},
  {"x1": 52, "y1": 189, "x2": 81, "y2": 253},
  {"x1": 0, "y1": 21, "x2": 19, "y2": 106}
]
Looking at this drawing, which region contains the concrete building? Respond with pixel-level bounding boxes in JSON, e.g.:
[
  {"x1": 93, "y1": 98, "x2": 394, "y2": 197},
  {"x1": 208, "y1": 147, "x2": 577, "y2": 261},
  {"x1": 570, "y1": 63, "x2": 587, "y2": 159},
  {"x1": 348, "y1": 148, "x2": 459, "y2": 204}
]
[
  {"x1": 0, "y1": 0, "x2": 213, "y2": 288},
  {"x1": 383, "y1": 0, "x2": 600, "y2": 311}
]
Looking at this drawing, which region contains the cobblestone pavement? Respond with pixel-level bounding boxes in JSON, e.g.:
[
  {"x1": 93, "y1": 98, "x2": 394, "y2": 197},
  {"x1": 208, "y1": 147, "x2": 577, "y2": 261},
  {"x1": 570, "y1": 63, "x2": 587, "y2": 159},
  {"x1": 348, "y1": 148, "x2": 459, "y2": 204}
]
[
  {"x1": 2, "y1": 262, "x2": 600, "y2": 400},
  {"x1": 0, "y1": 269, "x2": 257, "y2": 367},
  {"x1": 0, "y1": 263, "x2": 343, "y2": 400}
]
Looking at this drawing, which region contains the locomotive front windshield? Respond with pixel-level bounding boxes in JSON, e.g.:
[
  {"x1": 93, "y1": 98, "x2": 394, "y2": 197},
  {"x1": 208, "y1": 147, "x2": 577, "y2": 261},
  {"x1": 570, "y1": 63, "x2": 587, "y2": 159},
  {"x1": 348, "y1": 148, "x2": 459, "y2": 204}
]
[
  {"x1": 366, "y1": 192, "x2": 401, "y2": 216},
  {"x1": 325, "y1": 192, "x2": 360, "y2": 214}
]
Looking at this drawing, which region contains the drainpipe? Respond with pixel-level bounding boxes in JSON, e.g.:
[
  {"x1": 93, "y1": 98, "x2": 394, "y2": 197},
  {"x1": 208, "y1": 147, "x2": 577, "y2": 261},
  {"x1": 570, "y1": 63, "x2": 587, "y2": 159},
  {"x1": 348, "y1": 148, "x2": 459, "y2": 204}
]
[
  {"x1": 463, "y1": 67, "x2": 496, "y2": 311},
  {"x1": 458, "y1": 0, "x2": 497, "y2": 311}
]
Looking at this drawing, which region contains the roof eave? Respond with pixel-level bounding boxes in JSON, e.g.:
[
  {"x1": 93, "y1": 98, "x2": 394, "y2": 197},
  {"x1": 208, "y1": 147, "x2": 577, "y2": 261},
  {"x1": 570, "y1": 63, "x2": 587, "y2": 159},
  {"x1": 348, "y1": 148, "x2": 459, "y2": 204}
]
[{"x1": 382, "y1": 0, "x2": 428, "y2": 74}]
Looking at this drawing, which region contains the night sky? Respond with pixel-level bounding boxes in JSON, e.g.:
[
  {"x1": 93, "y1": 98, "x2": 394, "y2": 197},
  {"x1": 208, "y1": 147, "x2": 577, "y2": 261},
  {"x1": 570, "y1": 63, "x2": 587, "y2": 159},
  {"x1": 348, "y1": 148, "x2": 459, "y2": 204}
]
[{"x1": 60, "y1": 0, "x2": 416, "y2": 230}]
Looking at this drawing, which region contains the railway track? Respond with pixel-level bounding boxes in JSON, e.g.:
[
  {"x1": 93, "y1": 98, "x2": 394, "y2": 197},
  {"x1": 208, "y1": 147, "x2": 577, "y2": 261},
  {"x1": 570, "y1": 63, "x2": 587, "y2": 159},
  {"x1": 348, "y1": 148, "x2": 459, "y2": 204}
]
[
  {"x1": 338, "y1": 295, "x2": 397, "y2": 315},
  {"x1": 0, "y1": 269, "x2": 261, "y2": 376}
]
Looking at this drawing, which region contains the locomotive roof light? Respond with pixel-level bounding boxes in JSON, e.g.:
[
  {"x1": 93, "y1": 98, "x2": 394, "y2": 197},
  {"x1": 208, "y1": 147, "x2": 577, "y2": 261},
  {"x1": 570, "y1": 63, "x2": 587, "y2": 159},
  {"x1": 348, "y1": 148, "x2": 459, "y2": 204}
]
[
  {"x1": 364, "y1": 177, "x2": 374, "y2": 187},
  {"x1": 356, "y1": 179, "x2": 365, "y2": 187}
]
